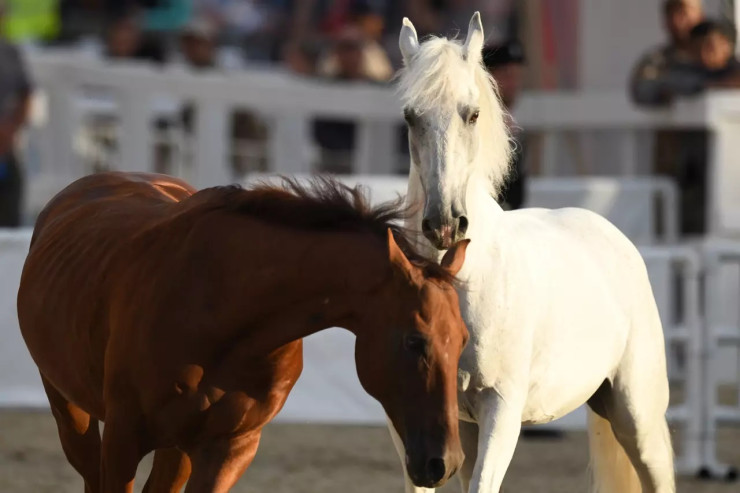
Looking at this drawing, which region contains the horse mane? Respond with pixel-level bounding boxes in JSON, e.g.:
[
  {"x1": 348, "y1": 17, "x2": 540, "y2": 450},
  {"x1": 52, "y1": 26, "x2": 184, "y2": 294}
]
[
  {"x1": 184, "y1": 177, "x2": 456, "y2": 283},
  {"x1": 396, "y1": 36, "x2": 513, "y2": 196}
]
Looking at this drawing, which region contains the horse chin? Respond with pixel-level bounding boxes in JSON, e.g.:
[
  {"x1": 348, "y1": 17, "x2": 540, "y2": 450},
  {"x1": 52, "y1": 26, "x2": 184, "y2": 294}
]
[{"x1": 413, "y1": 477, "x2": 450, "y2": 489}]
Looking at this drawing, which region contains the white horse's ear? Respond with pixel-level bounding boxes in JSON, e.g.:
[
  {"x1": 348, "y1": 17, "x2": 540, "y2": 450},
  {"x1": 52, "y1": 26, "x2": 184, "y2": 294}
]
[
  {"x1": 463, "y1": 11, "x2": 484, "y2": 64},
  {"x1": 399, "y1": 17, "x2": 420, "y2": 65}
]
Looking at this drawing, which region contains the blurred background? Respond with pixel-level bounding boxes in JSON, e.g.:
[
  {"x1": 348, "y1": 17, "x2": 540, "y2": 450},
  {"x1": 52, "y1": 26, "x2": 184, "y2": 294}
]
[{"x1": 1, "y1": 0, "x2": 740, "y2": 491}]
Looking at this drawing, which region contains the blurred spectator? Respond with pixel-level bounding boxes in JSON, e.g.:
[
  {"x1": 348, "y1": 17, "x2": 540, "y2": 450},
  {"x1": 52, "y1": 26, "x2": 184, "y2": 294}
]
[
  {"x1": 483, "y1": 40, "x2": 527, "y2": 210},
  {"x1": 313, "y1": 22, "x2": 391, "y2": 173},
  {"x1": 193, "y1": 0, "x2": 289, "y2": 60},
  {"x1": 179, "y1": 16, "x2": 217, "y2": 69},
  {"x1": 318, "y1": 24, "x2": 392, "y2": 82},
  {"x1": 0, "y1": 33, "x2": 32, "y2": 226},
  {"x1": 173, "y1": 17, "x2": 268, "y2": 177},
  {"x1": 0, "y1": 0, "x2": 60, "y2": 43},
  {"x1": 631, "y1": 0, "x2": 712, "y2": 236},
  {"x1": 690, "y1": 20, "x2": 740, "y2": 88},
  {"x1": 104, "y1": 11, "x2": 165, "y2": 63},
  {"x1": 143, "y1": 0, "x2": 191, "y2": 34},
  {"x1": 668, "y1": 19, "x2": 740, "y2": 235},
  {"x1": 282, "y1": 40, "x2": 321, "y2": 76},
  {"x1": 630, "y1": 0, "x2": 704, "y2": 107}
]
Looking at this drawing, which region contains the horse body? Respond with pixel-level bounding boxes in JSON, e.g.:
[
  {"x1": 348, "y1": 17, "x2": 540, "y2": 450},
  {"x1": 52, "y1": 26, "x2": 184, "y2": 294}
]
[
  {"x1": 394, "y1": 13, "x2": 674, "y2": 493},
  {"x1": 18, "y1": 172, "x2": 470, "y2": 492},
  {"x1": 454, "y1": 202, "x2": 643, "y2": 422},
  {"x1": 20, "y1": 173, "x2": 198, "y2": 419}
]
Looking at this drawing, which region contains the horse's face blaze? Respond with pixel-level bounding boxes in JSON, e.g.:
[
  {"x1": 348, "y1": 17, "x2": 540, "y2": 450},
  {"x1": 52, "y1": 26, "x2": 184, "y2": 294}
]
[{"x1": 355, "y1": 276, "x2": 468, "y2": 488}]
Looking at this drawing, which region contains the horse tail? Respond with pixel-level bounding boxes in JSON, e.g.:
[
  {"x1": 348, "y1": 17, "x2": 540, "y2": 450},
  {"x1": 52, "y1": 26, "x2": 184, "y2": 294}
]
[{"x1": 587, "y1": 408, "x2": 641, "y2": 493}]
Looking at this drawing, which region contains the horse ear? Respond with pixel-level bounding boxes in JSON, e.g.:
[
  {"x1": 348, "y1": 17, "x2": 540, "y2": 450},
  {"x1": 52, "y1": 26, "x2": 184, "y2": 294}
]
[
  {"x1": 463, "y1": 11, "x2": 484, "y2": 65},
  {"x1": 387, "y1": 228, "x2": 415, "y2": 278},
  {"x1": 399, "y1": 17, "x2": 420, "y2": 65},
  {"x1": 441, "y1": 239, "x2": 470, "y2": 276}
]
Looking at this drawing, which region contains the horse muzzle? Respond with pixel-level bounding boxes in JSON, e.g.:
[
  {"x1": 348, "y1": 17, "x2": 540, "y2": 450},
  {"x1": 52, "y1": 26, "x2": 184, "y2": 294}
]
[
  {"x1": 421, "y1": 215, "x2": 469, "y2": 250},
  {"x1": 405, "y1": 451, "x2": 463, "y2": 488}
]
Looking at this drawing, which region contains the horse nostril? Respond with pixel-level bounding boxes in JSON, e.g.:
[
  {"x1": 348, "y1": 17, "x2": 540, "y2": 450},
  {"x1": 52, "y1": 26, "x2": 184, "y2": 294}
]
[
  {"x1": 426, "y1": 457, "x2": 446, "y2": 483},
  {"x1": 458, "y1": 216, "x2": 469, "y2": 234},
  {"x1": 421, "y1": 219, "x2": 432, "y2": 233}
]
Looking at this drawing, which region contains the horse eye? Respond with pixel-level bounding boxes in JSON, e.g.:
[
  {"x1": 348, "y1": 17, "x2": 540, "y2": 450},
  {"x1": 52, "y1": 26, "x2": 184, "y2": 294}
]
[
  {"x1": 468, "y1": 110, "x2": 480, "y2": 125},
  {"x1": 403, "y1": 334, "x2": 428, "y2": 354},
  {"x1": 404, "y1": 108, "x2": 416, "y2": 126}
]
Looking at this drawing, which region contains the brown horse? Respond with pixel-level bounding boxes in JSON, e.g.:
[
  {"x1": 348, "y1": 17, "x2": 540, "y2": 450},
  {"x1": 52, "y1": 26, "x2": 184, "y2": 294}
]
[{"x1": 17, "y1": 172, "x2": 470, "y2": 492}]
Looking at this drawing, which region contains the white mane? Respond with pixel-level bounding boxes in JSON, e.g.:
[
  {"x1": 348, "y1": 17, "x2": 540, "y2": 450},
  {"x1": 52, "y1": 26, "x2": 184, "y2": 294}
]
[{"x1": 397, "y1": 36, "x2": 513, "y2": 195}]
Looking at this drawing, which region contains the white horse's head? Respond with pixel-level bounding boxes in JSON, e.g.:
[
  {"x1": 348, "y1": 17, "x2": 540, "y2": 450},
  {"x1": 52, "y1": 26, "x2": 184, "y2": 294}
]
[{"x1": 398, "y1": 12, "x2": 512, "y2": 249}]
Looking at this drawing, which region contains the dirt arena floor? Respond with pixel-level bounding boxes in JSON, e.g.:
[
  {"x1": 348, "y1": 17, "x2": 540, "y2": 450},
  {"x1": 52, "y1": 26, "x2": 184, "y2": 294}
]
[{"x1": 1, "y1": 410, "x2": 737, "y2": 492}]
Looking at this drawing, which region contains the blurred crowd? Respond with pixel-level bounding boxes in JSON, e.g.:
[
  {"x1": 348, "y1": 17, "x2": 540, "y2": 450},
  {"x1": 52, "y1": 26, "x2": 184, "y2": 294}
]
[
  {"x1": 1, "y1": 0, "x2": 738, "y2": 234},
  {"x1": 1, "y1": 0, "x2": 519, "y2": 78}
]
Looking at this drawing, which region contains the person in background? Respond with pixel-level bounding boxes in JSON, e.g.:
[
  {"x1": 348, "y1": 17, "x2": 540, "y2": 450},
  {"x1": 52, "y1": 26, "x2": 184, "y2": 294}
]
[
  {"x1": 630, "y1": 0, "x2": 705, "y2": 107},
  {"x1": 630, "y1": 0, "x2": 708, "y2": 235},
  {"x1": 483, "y1": 40, "x2": 527, "y2": 210},
  {"x1": 141, "y1": 0, "x2": 191, "y2": 38},
  {"x1": 317, "y1": 18, "x2": 392, "y2": 82},
  {"x1": 282, "y1": 39, "x2": 320, "y2": 76},
  {"x1": 176, "y1": 17, "x2": 268, "y2": 177},
  {"x1": 179, "y1": 17, "x2": 217, "y2": 69},
  {"x1": 104, "y1": 10, "x2": 165, "y2": 63},
  {"x1": 691, "y1": 19, "x2": 740, "y2": 88},
  {"x1": 0, "y1": 33, "x2": 33, "y2": 226},
  {"x1": 313, "y1": 23, "x2": 392, "y2": 173},
  {"x1": 665, "y1": 19, "x2": 740, "y2": 235},
  {"x1": 193, "y1": 0, "x2": 289, "y2": 61}
]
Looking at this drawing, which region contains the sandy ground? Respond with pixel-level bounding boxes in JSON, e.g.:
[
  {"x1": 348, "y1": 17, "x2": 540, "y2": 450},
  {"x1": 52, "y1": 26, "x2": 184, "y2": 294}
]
[{"x1": 0, "y1": 410, "x2": 738, "y2": 492}]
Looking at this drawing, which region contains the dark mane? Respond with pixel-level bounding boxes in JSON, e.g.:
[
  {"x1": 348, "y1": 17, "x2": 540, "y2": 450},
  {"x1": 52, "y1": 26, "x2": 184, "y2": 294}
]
[{"x1": 188, "y1": 177, "x2": 455, "y2": 283}]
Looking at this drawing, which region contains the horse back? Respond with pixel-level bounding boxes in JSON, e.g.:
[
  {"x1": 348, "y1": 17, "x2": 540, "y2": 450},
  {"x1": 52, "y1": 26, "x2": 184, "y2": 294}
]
[{"x1": 18, "y1": 172, "x2": 196, "y2": 417}]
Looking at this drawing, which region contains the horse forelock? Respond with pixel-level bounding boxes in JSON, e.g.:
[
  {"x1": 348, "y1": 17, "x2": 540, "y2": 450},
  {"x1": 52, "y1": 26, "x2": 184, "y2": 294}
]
[{"x1": 397, "y1": 37, "x2": 472, "y2": 114}]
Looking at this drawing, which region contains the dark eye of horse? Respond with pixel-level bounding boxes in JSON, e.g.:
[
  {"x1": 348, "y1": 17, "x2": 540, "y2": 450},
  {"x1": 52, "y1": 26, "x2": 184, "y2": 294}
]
[
  {"x1": 468, "y1": 110, "x2": 480, "y2": 125},
  {"x1": 404, "y1": 108, "x2": 416, "y2": 127},
  {"x1": 403, "y1": 333, "x2": 428, "y2": 354}
]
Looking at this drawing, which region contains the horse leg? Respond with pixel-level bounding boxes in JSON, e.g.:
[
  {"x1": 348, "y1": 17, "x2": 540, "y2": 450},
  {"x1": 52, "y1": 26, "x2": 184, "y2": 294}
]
[
  {"x1": 385, "y1": 415, "x2": 435, "y2": 493},
  {"x1": 603, "y1": 373, "x2": 676, "y2": 493},
  {"x1": 142, "y1": 448, "x2": 191, "y2": 493},
  {"x1": 467, "y1": 389, "x2": 522, "y2": 493},
  {"x1": 100, "y1": 410, "x2": 147, "y2": 493},
  {"x1": 41, "y1": 375, "x2": 102, "y2": 493},
  {"x1": 456, "y1": 420, "x2": 479, "y2": 493},
  {"x1": 183, "y1": 431, "x2": 261, "y2": 493}
]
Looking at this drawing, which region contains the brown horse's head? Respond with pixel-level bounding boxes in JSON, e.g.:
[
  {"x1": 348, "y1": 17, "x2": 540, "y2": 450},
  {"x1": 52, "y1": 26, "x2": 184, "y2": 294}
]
[{"x1": 354, "y1": 229, "x2": 469, "y2": 488}]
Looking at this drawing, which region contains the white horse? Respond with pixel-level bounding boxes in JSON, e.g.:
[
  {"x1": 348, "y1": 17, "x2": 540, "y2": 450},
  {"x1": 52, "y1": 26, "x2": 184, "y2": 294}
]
[{"x1": 386, "y1": 12, "x2": 675, "y2": 493}]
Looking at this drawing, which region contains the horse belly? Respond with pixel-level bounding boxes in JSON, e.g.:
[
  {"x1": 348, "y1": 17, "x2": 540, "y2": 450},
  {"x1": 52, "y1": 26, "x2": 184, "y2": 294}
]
[
  {"x1": 18, "y1": 277, "x2": 107, "y2": 417},
  {"x1": 521, "y1": 303, "x2": 628, "y2": 425}
]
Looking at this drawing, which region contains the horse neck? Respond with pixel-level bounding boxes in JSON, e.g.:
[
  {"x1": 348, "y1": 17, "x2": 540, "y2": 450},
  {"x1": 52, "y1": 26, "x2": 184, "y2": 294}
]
[
  {"x1": 465, "y1": 176, "x2": 503, "y2": 242},
  {"x1": 223, "y1": 225, "x2": 391, "y2": 354}
]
